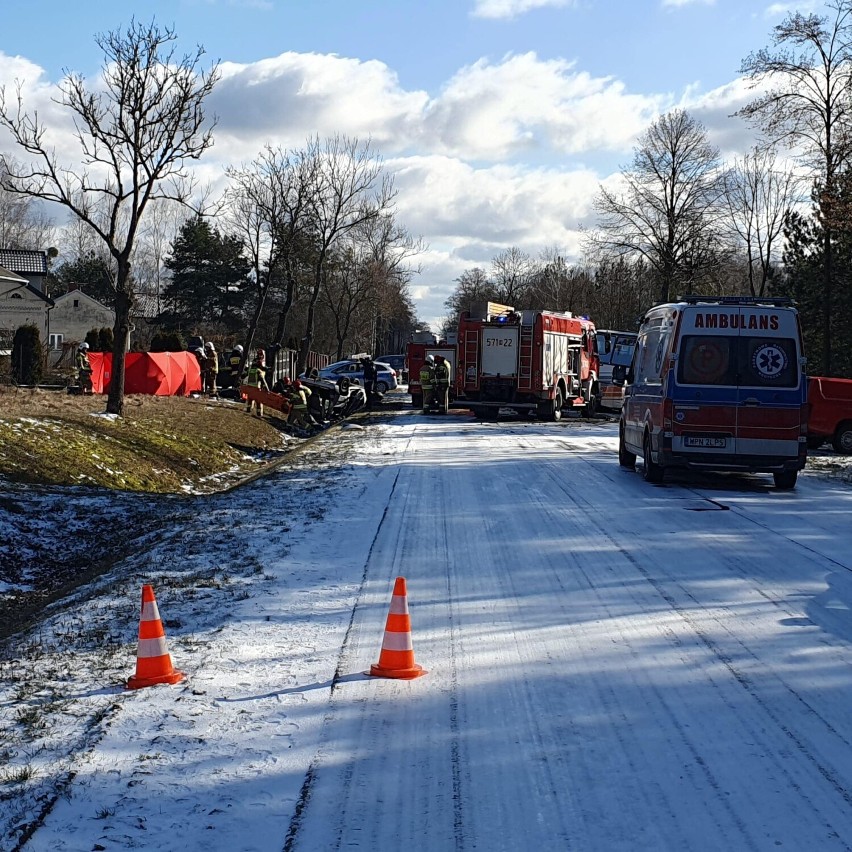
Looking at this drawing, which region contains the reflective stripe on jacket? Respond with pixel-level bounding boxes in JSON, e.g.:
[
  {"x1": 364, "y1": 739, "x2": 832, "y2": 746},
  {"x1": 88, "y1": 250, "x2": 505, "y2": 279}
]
[{"x1": 246, "y1": 364, "x2": 266, "y2": 388}]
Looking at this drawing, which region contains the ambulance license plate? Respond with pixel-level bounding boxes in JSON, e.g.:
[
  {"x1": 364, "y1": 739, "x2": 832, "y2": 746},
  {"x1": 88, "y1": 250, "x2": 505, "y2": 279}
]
[{"x1": 685, "y1": 436, "x2": 727, "y2": 448}]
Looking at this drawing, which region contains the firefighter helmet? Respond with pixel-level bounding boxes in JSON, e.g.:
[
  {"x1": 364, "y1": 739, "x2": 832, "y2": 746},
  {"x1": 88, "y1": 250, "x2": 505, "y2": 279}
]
[
  {"x1": 426, "y1": 354, "x2": 435, "y2": 363},
  {"x1": 293, "y1": 379, "x2": 302, "y2": 389},
  {"x1": 234, "y1": 344, "x2": 243, "y2": 354},
  {"x1": 78, "y1": 342, "x2": 89, "y2": 351}
]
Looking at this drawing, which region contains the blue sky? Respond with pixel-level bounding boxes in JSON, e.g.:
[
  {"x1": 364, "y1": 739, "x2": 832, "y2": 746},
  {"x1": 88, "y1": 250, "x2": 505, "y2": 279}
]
[{"x1": 1, "y1": 0, "x2": 819, "y2": 327}]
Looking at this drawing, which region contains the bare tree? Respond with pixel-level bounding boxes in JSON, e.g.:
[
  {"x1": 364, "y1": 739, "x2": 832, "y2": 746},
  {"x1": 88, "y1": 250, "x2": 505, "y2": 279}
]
[
  {"x1": 721, "y1": 148, "x2": 799, "y2": 296},
  {"x1": 443, "y1": 267, "x2": 499, "y2": 318},
  {"x1": 225, "y1": 144, "x2": 319, "y2": 376},
  {"x1": 490, "y1": 246, "x2": 535, "y2": 306},
  {"x1": 297, "y1": 135, "x2": 395, "y2": 374},
  {"x1": 528, "y1": 248, "x2": 589, "y2": 313},
  {"x1": 587, "y1": 109, "x2": 725, "y2": 303},
  {"x1": 320, "y1": 213, "x2": 422, "y2": 359},
  {"x1": 0, "y1": 19, "x2": 219, "y2": 414},
  {"x1": 134, "y1": 199, "x2": 186, "y2": 317},
  {"x1": 738, "y1": 1, "x2": 852, "y2": 372}
]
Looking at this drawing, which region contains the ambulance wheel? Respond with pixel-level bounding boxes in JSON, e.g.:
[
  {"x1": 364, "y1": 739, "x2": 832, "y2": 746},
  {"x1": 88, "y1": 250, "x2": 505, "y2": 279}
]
[
  {"x1": 642, "y1": 432, "x2": 664, "y2": 483},
  {"x1": 618, "y1": 426, "x2": 636, "y2": 469},
  {"x1": 832, "y1": 422, "x2": 852, "y2": 454},
  {"x1": 773, "y1": 470, "x2": 798, "y2": 490}
]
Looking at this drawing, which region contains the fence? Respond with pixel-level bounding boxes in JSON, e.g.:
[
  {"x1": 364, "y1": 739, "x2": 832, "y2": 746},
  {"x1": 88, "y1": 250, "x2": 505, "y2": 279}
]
[{"x1": 266, "y1": 347, "x2": 330, "y2": 385}]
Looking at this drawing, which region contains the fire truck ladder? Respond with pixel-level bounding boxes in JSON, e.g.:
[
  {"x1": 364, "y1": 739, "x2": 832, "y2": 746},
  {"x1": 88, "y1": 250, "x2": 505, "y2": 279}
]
[
  {"x1": 464, "y1": 330, "x2": 479, "y2": 387},
  {"x1": 518, "y1": 323, "x2": 533, "y2": 389}
]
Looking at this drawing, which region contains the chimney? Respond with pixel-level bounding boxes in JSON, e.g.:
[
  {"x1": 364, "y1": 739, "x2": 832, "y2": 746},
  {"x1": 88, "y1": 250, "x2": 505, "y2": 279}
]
[{"x1": 68, "y1": 282, "x2": 79, "y2": 292}]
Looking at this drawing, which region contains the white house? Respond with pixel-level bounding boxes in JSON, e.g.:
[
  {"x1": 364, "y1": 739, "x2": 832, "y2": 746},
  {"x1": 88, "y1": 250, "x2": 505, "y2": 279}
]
[
  {"x1": 48, "y1": 286, "x2": 116, "y2": 354},
  {"x1": 0, "y1": 263, "x2": 54, "y2": 353}
]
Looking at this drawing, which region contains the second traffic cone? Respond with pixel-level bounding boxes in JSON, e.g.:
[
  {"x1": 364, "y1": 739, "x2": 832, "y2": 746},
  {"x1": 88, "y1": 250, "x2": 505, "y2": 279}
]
[
  {"x1": 126, "y1": 584, "x2": 185, "y2": 690},
  {"x1": 369, "y1": 577, "x2": 427, "y2": 679}
]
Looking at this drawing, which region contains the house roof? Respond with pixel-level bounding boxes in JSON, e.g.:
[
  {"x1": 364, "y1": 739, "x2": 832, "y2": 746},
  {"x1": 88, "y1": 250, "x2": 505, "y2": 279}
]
[
  {"x1": 0, "y1": 249, "x2": 49, "y2": 275},
  {"x1": 53, "y1": 289, "x2": 113, "y2": 312},
  {"x1": 0, "y1": 264, "x2": 29, "y2": 285}
]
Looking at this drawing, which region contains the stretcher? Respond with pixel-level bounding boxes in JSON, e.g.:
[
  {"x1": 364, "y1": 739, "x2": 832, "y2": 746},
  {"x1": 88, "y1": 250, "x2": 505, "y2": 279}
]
[{"x1": 240, "y1": 385, "x2": 293, "y2": 416}]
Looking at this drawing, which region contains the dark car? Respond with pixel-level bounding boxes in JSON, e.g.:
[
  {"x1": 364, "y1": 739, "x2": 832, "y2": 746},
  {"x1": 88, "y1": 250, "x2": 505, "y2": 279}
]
[{"x1": 376, "y1": 354, "x2": 407, "y2": 383}]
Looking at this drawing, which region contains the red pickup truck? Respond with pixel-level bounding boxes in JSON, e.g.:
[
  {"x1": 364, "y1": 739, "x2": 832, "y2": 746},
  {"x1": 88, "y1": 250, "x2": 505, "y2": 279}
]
[{"x1": 808, "y1": 376, "x2": 852, "y2": 453}]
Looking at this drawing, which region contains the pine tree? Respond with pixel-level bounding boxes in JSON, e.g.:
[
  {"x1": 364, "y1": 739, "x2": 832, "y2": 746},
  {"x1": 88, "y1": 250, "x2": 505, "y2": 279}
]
[{"x1": 163, "y1": 217, "x2": 250, "y2": 331}]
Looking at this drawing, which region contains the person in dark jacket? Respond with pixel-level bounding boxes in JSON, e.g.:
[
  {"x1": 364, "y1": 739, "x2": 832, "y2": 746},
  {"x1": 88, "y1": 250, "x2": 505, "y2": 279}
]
[
  {"x1": 419, "y1": 355, "x2": 435, "y2": 413},
  {"x1": 362, "y1": 357, "x2": 378, "y2": 407},
  {"x1": 76, "y1": 342, "x2": 93, "y2": 394},
  {"x1": 203, "y1": 341, "x2": 218, "y2": 396},
  {"x1": 228, "y1": 344, "x2": 244, "y2": 388},
  {"x1": 433, "y1": 355, "x2": 450, "y2": 414}
]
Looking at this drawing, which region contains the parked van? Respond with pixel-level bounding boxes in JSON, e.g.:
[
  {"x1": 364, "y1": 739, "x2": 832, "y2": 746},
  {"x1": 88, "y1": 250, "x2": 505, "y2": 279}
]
[
  {"x1": 807, "y1": 376, "x2": 852, "y2": 453},
  {"x1": 597, "y1": 329, "x2": 638, "y2": 411},
  {"x1": 618, "y1": 296, "x2": 808, "y2": 489}
]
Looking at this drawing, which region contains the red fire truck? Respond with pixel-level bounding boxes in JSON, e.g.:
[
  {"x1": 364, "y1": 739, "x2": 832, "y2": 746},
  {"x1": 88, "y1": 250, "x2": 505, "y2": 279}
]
[
  {"x1": 455, "y1": 302, "x2": 601, "y2": 420},
  {"x1": 406, "y1": 332, "x2": 458, "y2": 410}
]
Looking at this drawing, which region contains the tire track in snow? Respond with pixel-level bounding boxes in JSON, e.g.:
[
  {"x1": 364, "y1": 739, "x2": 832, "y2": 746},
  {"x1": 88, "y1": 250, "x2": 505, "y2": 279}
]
[
  {"x1": 526, "y1": 435, "x2": 852, "y2": 847},
  {"x1": 282, "y1": 456, "x2": 406, "y2": 852}
]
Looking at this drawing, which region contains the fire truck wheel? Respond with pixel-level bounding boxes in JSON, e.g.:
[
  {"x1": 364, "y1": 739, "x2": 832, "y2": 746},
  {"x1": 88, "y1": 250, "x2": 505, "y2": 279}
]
[
  {"x1": 582, "y1": 391, "x2": 598, "y2": 419},
  {"x1": 642, "y1": 431, "x2": 665, "y2": 483},
  {"x1": 833, "y1": 422, "x2": 852, "y2": 454},
  {"x1": 538, "y1": 390, "x2": 563, "y2": 422}
]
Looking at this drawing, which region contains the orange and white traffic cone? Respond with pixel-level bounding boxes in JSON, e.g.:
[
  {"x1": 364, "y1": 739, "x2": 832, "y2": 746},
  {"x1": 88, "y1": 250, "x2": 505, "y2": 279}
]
[
  {"x1": 369, "y1": 577, "x2": 427, "y2": 679},
  {"x1": 126, "y1": 584, "x2": 185, "y2": 690}
]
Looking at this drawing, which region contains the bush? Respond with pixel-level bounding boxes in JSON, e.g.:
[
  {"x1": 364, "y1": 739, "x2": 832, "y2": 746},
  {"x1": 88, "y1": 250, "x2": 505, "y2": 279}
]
[
  {"x1": 11, "y1": 325, "x2": 44, "y2": 386},
  {"x1": 150, "y1": 331, "x2": 186, "y2": 352},
  {"x1": 98, "y1": 327, "x2": 114, "y2": 352}
]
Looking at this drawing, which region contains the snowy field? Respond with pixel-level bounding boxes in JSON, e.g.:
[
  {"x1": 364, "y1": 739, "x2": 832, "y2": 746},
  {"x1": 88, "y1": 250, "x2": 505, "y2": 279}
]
[{"x1": 2, "y1": 412, "x2": 852, "y2": 851}]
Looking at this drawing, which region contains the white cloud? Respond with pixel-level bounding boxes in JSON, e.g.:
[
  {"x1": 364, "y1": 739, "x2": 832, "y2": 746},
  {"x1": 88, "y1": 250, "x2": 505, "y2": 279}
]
[
  {"x1": 680, "y1": 77, "x2": 765, "y2": 161},
  {"x1": 211, "y1": 52, "x2": 428, "y2": 157},
  {"x1": 472, "y1": 0, "x2": 577, "y2": 19},
  {"x1": 387, "y1": 154, "x2": 602, "y2": 326},
  {"x1": 763, "y1": 1, "x2": 820, "y2": 17},
  {"x1": 661, "y1": 0, "x2": 715, "y2": 8},
  {"x1": 0, "y1": 53, "x2": 82, "y2": 163},
  {"x1": 427, "y1": 53, "x2": 668, "y2": 159},
  {"x1": 210, "y1": 51, "x2": 668, "y2": 165}
]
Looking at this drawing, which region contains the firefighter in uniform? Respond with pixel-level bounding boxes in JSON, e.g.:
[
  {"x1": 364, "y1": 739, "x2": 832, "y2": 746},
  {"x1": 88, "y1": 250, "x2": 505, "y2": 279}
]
[
  {"x1": 203, "y1": 341, "x2": 218, "y2": 395},
  {"x1": 76, "y1": 342, "x2": 93, "y2": 394},
  {"x1": 433, "y1": 355, "x2": 450, "y2": 414},
  {"x1": 245, "y1": 350, "x2": 268, "y2": 417},
  {"x1": 288, "y1": 379, "x2": 311, "y2": 429},
  {"x1": 419, "y1": 355, "x2": 435, "y2": 413},
  {"x1": 228, "y1": 344, "x2": 244, "y2": 388}
]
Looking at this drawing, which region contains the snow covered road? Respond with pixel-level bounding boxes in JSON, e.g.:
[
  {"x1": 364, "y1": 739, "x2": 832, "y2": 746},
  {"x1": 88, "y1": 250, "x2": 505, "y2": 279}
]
[{"x1": 6, "y1": 413, "x2": 852, "y2": 851}]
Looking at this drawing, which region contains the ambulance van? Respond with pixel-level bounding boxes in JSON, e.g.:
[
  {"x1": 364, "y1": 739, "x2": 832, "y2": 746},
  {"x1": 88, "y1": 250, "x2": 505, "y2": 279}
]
[{"x1": 618, "y1": 296, "x2": 808, "y2": 489}]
